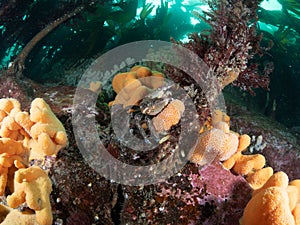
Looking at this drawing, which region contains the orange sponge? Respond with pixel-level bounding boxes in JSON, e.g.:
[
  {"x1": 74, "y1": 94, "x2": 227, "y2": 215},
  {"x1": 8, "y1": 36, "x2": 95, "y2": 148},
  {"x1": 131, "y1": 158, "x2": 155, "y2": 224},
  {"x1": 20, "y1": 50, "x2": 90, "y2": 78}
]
[
  {"x1": 0, "y1": 98, "x2": 67, "y2": 225},
  {"x1": 7, "y1": 166, "x2": 53, "y2": 225},
  {"x1": 231, "y1": 153, "x2": 266, "y2": 176},
  {"x1": 135, "y1": 66, "x2": 152, "y2": 78},
  {"x1": 88, "y1": 81, "x2": 101, "y2": 93},
  {"x1": 0, "y1": 138, "x2": 26, "y2": 195},
  {"x1": 112, "y1": 72, "x2": 131, "y2": 94},
  {"x1": 237, "y1": 134, "x2": 251, "y2": 152},
  {"x1": 0, "y1": 204, "x2": 36, "y2": 225},
  {"x1": 241, "y1": 186, "x2": 295, "y2": 225},
  {"x1": 152, "y1": 99, "x2": 185, "y2": 133},
  {"x1": 28, "y1": 98, "x2": 67, "y2": 158},
  {"x1": 242, "y1": 172, "x2": 299, "y2": 225},
  {"x1": 190, "y1": 122, "x2": 239, "y2": 165},
  {"x1": 289, "y1": 179, "x2": 300, "y2": 223},
  {"x1": 221, "y1": 68, "x2": 240, "y2": 88},
  {"x1": 253, "y1": 171, "x2": 289, "y2": 196},
  {"x1": 287, "y1": 185, "x2": 299, "y2": 211},
  {"x1": 290, "y1": 179, "x2": 300, "y2": 202},
  {"x1": 222, "y1": 136, "x2": 266, "y2": 176},
  {"x1": 293, "y1": 203, "x2": 300, "y2": 225},
  {"x1": 110, "y1": 66, "x2": 165, "y2": 107},
  {"x1": 246, "y1": 167, "x2": 274, "y2": 190}
]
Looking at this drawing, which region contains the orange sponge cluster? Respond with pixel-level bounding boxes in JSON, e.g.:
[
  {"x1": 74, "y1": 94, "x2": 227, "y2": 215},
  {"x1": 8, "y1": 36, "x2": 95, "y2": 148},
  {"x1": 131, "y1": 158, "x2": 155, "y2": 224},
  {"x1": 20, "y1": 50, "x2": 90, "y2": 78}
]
[
  {"x1": 0, "y1": 98, "x2": 67, "y2": 159},
  {"x1": 241, "y1": 171, "x2": 300, "y2": 225},
  {"x1": 222, "y1": 145, "x2": 266, "y2": 177},
  {"x1": 212, "y1": 112, "x2": 300, "y2": 225},
  {"x1": 0, "y1": 98, "x2": 67, "y2": 225},
  {"x1": 110, "y1": 65, "x2": 165, "y2": 107}
]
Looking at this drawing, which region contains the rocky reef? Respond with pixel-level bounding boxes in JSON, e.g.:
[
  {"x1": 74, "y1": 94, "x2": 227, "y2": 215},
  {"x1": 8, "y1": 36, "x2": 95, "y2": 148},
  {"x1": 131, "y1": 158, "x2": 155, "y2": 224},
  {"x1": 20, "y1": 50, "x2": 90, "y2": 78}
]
[
  {"x1": 0, "y1": 0, "x2": 299, "y2": 224},
  {"x1": 0, "y1": 69, "x2": 299, "y2": 224}
]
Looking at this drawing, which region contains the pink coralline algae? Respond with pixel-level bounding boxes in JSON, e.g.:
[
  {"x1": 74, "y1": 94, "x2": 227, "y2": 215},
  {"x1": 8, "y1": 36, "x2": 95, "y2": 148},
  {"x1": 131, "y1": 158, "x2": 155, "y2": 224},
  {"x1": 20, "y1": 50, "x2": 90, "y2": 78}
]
[{"x1": 121, "y1": 163, "x2": 252, "y2": 225}]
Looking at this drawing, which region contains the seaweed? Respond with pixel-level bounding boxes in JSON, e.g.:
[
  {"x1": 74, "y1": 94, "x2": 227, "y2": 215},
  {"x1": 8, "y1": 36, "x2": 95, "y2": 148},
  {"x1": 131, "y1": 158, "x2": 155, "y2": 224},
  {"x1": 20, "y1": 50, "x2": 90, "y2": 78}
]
[{"x1": 170, "y1": 0, "x2": 272, "y2": 95}]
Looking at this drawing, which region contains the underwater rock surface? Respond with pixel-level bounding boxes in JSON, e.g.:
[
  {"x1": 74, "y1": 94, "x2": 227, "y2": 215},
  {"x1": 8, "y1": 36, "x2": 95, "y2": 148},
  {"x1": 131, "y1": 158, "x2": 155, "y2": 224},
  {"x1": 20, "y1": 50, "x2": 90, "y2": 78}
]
[
  {"x1": 0, "y1": 74, "x2": 32, "y2": 108},
  {"x1": 227, "y1": 100, "x2": 300, "y2": 181},
  {"x1": 121, "y1": 162, "x2": 251, "y2": 225},
  {"x1": 48, "y1": 117, "x2": 118, "y2": 225},
  {"x1": 0, "y1": 79, "x2": 299, "y2": 224}
]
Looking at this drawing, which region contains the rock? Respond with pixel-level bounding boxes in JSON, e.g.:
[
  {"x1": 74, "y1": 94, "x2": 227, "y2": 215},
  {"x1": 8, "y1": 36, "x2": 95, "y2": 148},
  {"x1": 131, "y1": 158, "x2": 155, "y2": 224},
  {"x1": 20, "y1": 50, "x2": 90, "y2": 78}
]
[
  {"x1": 121, "y1": 163, "x2": 252, "y2": 225},
  {"x1": 227, "y1": 100, "x2": 300, "y2": 180}
]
